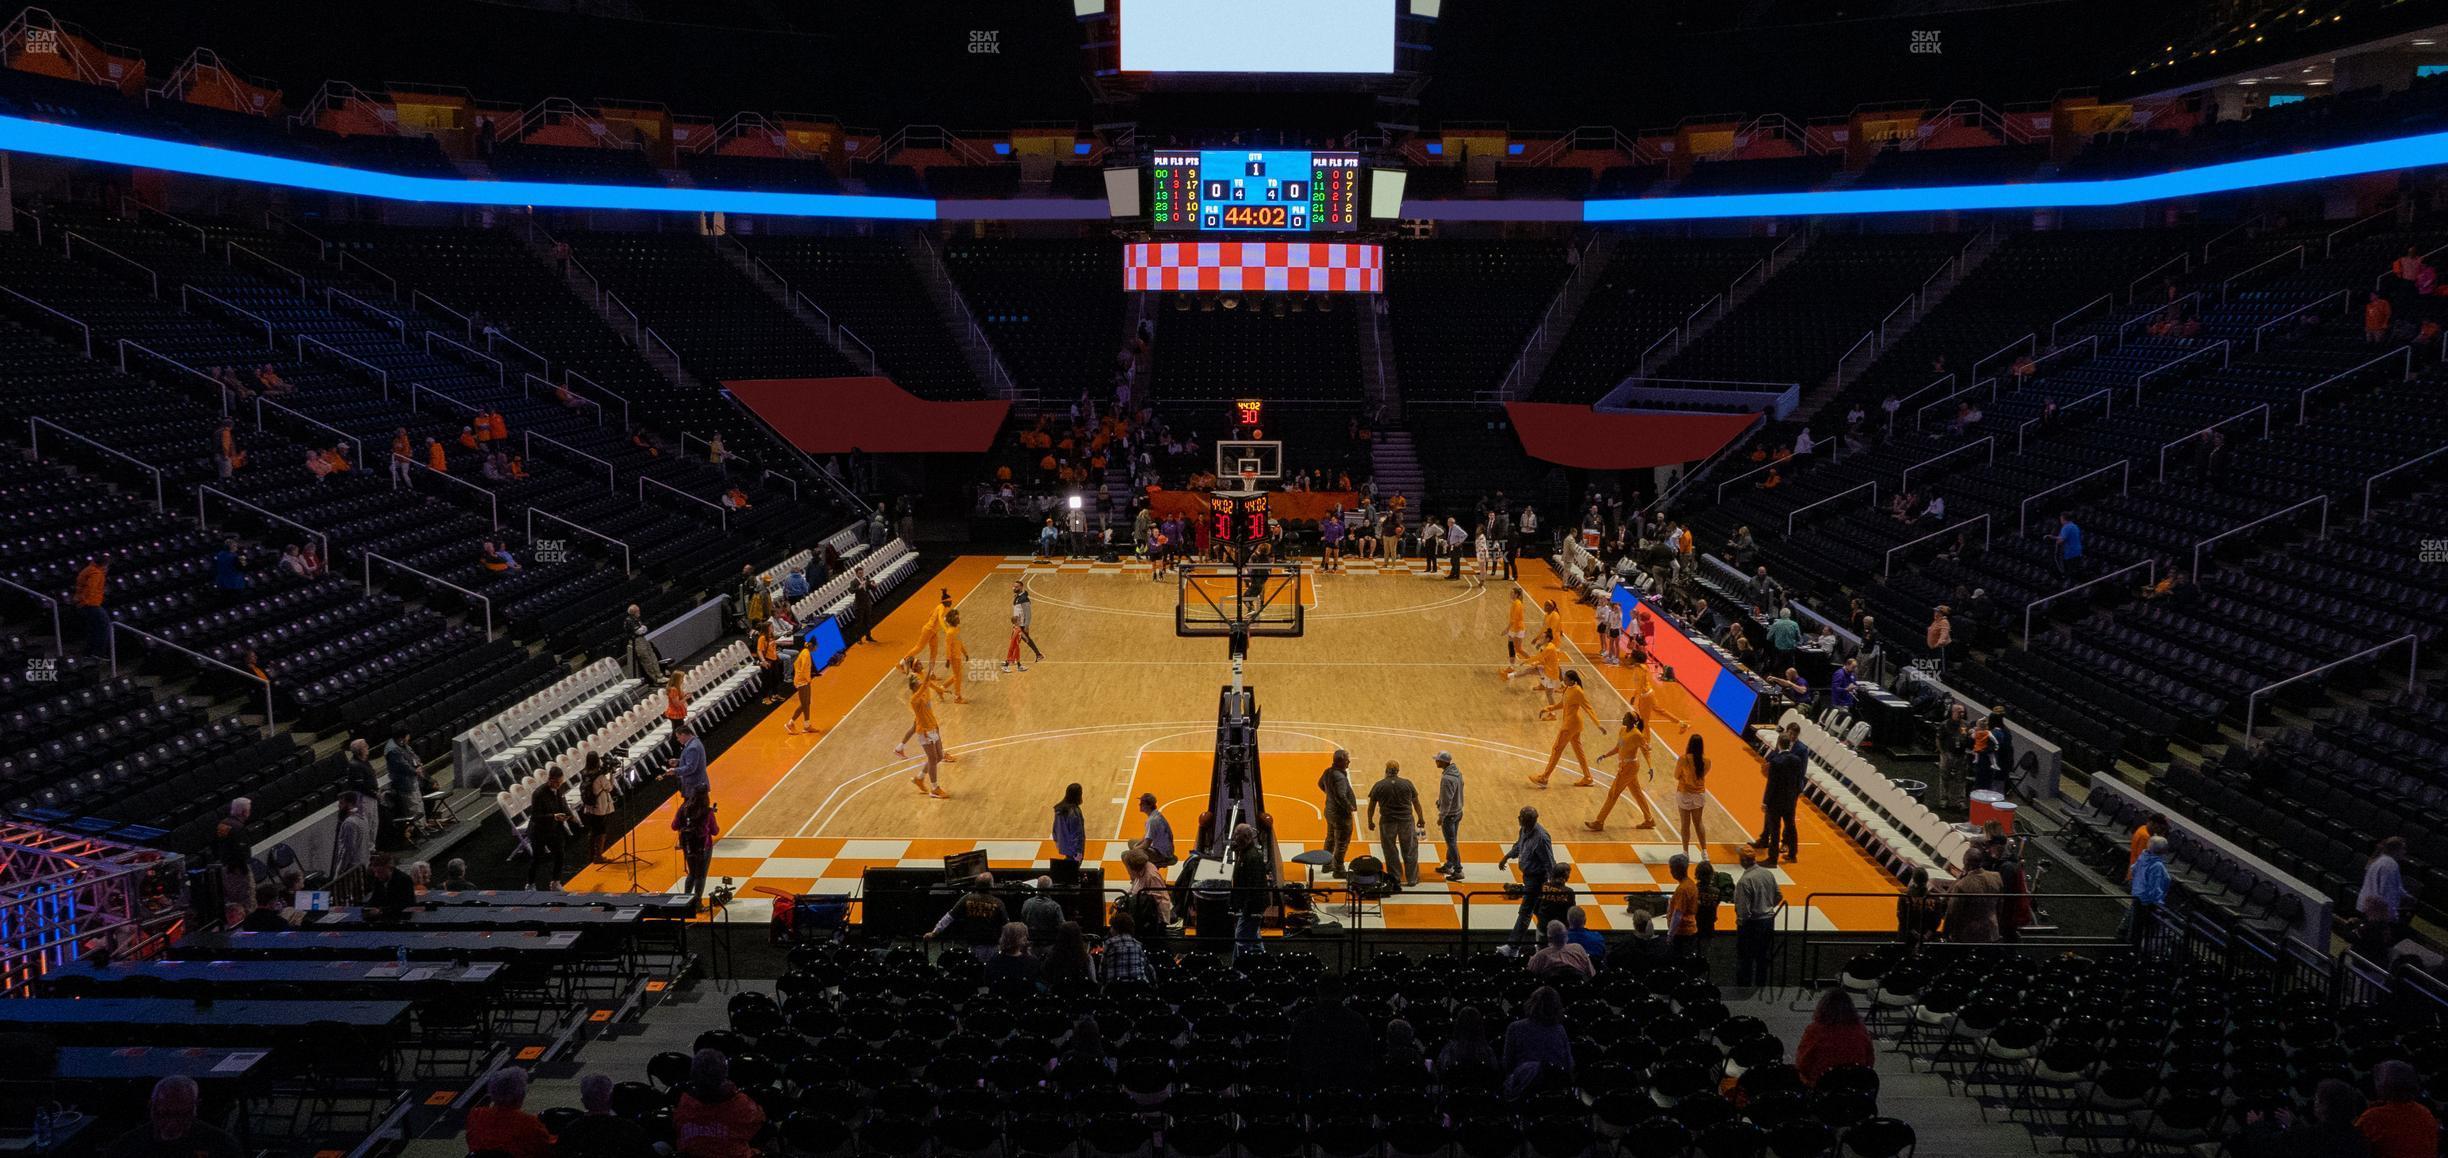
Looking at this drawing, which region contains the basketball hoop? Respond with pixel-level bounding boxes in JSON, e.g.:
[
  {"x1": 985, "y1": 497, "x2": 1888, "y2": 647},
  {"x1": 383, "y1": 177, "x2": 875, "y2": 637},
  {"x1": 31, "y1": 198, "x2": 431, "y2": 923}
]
[{"x1": 1239, "y1": 469, "x2": 1259, "y2": 489}]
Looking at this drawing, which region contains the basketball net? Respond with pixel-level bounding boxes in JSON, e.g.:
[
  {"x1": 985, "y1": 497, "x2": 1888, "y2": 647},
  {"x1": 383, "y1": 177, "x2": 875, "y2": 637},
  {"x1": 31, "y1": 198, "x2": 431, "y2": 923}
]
[{"x1": 1239, "y1": 469, "x2": 1258, "y2": 489}]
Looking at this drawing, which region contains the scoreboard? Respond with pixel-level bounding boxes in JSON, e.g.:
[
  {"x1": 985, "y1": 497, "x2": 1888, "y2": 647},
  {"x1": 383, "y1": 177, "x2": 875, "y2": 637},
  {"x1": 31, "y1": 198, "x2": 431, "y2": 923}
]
[{"x1": 1151, "y1": 150, "x2": 1361, "y2": 233}]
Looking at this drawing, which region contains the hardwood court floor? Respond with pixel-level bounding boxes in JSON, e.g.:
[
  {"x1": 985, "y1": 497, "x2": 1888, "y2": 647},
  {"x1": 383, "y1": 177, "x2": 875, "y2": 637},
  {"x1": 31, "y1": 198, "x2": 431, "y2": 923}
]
[{"x1": 567, "y1": 555, "x2": 1901, "y2": 932}]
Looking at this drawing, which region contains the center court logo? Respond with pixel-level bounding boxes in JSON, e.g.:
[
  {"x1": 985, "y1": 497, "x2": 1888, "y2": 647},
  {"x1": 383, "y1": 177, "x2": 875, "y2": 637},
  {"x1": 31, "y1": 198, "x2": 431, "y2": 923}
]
[
  {"x1": 969, "y1": 30, "x2": 1001, "y2": 55},
  {"x1": 1910, "y1": 30, "x2": 1942, "y2": 55}
]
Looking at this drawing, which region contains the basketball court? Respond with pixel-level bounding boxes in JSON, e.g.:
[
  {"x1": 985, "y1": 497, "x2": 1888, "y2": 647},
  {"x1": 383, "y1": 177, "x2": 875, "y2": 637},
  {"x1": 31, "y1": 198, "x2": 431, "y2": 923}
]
[{"x1": 567, "y1": 547, "x2": 1902, "y2": 934}]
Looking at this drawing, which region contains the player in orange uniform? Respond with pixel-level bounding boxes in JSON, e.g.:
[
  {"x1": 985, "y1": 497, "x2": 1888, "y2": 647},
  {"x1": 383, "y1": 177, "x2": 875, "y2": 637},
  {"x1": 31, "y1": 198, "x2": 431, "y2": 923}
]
[
  {"x1": 1585, "y1": 711, "x2": 1659, "y2": 831},
  {"x1": 911, "y1": 589, "x2": 952, "y2": 672},
  {"x1": 895, "y1": 669, "x2": 955, "y2": 798},
  {"x1": 1505, "y1": 587, "x2": 1529, "y2": 662},
  {"x1": 1501, "y1": 639, "x2": 1568, "y2": 713},
  {"x1": 1529, "y1": 670, "x2": 1606, "y2": 787},
  {"x1": 942, "y1": 610, "x2": 970, "y2": 704},
  {"x1": 1539, "y1": 600, "x2": 1564, "y2": 649}
]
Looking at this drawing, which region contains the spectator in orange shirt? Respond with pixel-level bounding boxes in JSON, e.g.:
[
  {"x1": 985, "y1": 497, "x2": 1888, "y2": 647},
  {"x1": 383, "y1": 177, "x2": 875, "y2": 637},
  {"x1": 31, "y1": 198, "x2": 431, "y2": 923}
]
[
  {"x1": 2126, "y1": 812, "x2": 2165, "y2": 880},
  {"x1": 323, "y1": 444, "x2": 351, "y2": 474},
  {"x1": 722, "y1": 486, "x2": 752, "y2": 510},
  {"x1": 673, "y1": 1048, "x2": 766, "y2": 1158},
  {"x1": 508, "y1": 455, "x2": 528, "y2": 480},
  {"x1": 464, "y1": 1068, "x2": 554, "y2": 1158},
  {"x1": 458, "y1": 425, "x2": 481, "y2": 452},
  {"x1": 390, "y1": 429, "x2": 413, "y2": 485},
  {"x1": 2366, "y1": 292, "x2": 2394, "y2": 343},
  {"x1": 664, "y1": 671, "x2": 689, "y2": 725},
  {"x1": 2357, "y1": 1060, "x2": 2439, "y2": 1158},
  {"x1": 426, "y1": 437, "x2": 449, "y2": 474},
  {"x1": 215, "y1": 418, "x2": 245, "y2": 478},
  {"x1": 72, "y1": 552, "x2": 109, "y2": 654}
]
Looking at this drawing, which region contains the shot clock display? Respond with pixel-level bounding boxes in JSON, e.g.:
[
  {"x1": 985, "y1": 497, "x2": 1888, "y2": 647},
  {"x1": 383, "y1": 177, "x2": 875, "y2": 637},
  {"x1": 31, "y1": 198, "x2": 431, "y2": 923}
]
[
  {"x1": 1210, "y1": 491, "x2": 1271, "y2": 551},
  {"x1": 1151, "y1": 149, "x2": 1360, "y2": 233}
]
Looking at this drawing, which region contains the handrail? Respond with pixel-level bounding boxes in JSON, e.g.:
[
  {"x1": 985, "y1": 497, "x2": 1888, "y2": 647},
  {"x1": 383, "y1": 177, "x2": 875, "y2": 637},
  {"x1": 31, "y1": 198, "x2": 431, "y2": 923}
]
[
  {"x1": 487, "y1": 331, "x2": 551, "y2": 379},
  {"x1": 109, "y1": 621, "x2": 272, "y2": 735},
  {"x1": 395, "y1": 456, "x2": 499, "y2": 531},
  {"x1": 223, "y1": 241, "x2": 307, "y2": 299},
  {"x1": 2049, "y1": 293, "x2": 2111, "y2": 347},
  {"x1": 2126, "y1": 251, "x2": 2192, "y2": 303},
  {"x1": 522, "y1": 429, "x2": 616, "y2": 493},
  {"x1": 252, "y1": 397, "x2": 364, "y2": 466},
  {"x1": 2324, "y1": 199, "x2": 2402, "y2": 258},
  {"x1": 2243, "y1": 635, "x2": 2418, "y2": 738},
  {"x1": 2199, "y1": 214, "x2": 2264, "y2": 264},
  {"x1": 1883, "y1": 514, "x2": 1992, "y2": 577},
  {"x1": 1898, "y1": 436, "x2": 1994, "y2": 494},
  {"x1": 2022, "y1": 559, "x2": 2153, "y2": 646},
  {"x1": 2191, "y1": 495, "x2": 2328, "y2": 580},
  {"x1": 365, "y1": 552, "x2": 493, "y2": 642},
  {"x1": 2371, "y1": 238, "x2": 2448, "y2": 292},
  {"x1": 28, "y1": 417, "x2": 163, "y2": 509},
  {"x1": 324, "y1": 286, "x2": 404, "y2": 338},
  {"x1": 2255, "y1": 287, "x2": 2350, "y2": 351},
  {"x1": 180, "y1": 285, "x2": 274, "y2": 349},
  {"x1": 0, "y1": 285, "x2": 92, "y2": 357},
  {"x1": 2026, "y1": 334, "x2": 2099, "y2": 375},
  {"x1": 1918, "y1": 255, "x2": 1956, "y2": 306},
  {"x1": 2155, "y1": 404, "x2": 2271, "y2": 481},
  {"x1": 1876, "y1": 293, "x2": 1915, "y2": 347},
  {"x1": 836, "y1": 324, "x2": 878, "y2": 375},
  {"x1": 524, "y1": 372, "x2": 602, "y2": 425},
  {"x1": 1886, "y1": 372, "x2": 1955, "y2": 434},
  {"x1": 2133, "y1": 339, "x2": 2230, "y2": 399},
  {"x1": 2117, "y1": 291, "x2": 2199, "y2": 348},
  {"x1": 2297, "y1": 345, "x2": 2410, "y2": 423},
  {"x1": 1832, "y1": 329, "x2": 1875, "y2": 381},
  {"x1": 424, "y1": 330, "x2": 506, "y2": 385},
  {"x1": 11, "y1": 207, "x2": 43, "y2": 247},
  {"x1": 2018, "y1": 459, "x2": 2129, "y2": 535},
  {"x1": 1910, "y1": 375, "x2": 1996, "y2": 431},
  {"x1": 0, "y1": 573, "x2": 63, "y2": 653},
  {"x1": 2362, "y1": 443, "x2": 2448, "y2": 519},
  {"x1": 2016, "y1": 387, "x2": 2111, "y2": 453},
  {"x1": 2220, "y1": 244, "x2": 2304, "y2": 300},
  {"x1": 196, "y1": 485, "x2": 329, "y2": 562},
  {"x1": 62, "y1": 232, "x2": 159, "y2": 298},
  {"x1": 295, "y1": 334, "x2": 391, "y2": 398},
  {"x1": 412, "y1": 290, "x2": 471, "y2": 338},
  {"x1": 605, "y1": 293, "x2": 641, "y2": 339},
  {"x1": 528, "y1": 508, "x2": 631, "y2": 576},
  {"x1": 564, "y1": 370, "x2": 630, "y2": 431},
  {"x1": 1653, "y1": 412, "x2": 1769, "y2": 514},
  {"x1": 1634, "y1": 328, "x2": 1680, "y2": 379},
  {"x1": 640, "y1": 475, "x2": 729, "y2": 532},
  {"x1": 117, "y1": 340, "x2": 235, "y2": 414},
  {"x1": 786, "y1": 287, "x2": 835, "y2": 339},
  {"x1": 120, "y1": 195, "x2": 205, "y2": 251},
  {"x1": 264, "y1": 211, "x2": 330, "y2": 262},
  {"x1": 761, "y1": 469, "x2": 801, "y2": 501},
  {"x1": 1783, "y1": 481, "x2": 1877, "y2": 536},
  {"x1": 338, "y1": 252, "x2": 398, "y2": 300},
  {"x1": 1969, "y1": 332, "x2": 2035, "y2": 388}
]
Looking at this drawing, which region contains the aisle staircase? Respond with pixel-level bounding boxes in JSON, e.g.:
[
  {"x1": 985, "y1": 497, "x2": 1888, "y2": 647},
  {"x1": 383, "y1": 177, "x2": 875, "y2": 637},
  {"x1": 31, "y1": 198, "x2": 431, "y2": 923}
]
[
  {"x1": 1797, "y1": 228, "x2": 2001, "y2": 421},
  {"x1": 1371, "y1": 430, "x2": 1426, "y2": 513},
  {"x1": 1497, "y1": 231, "x2": 1620, "y2": 400},
  {"x1": 902, "y1": 235, "x2": 1024, "y2": 403}
]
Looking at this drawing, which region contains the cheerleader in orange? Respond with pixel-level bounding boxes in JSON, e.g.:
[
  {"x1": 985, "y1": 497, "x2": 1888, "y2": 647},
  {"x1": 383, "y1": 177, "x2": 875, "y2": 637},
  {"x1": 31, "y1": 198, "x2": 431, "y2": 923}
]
[
  {"x1": 1585, "y1": 711, "x2": 1659, "y2": 831},
  {"x1": 1671, "y1": 734, "x2": 1711, "y2": 855},
  {"x1": 1501, "y1": 639, "x2": 1568, "y2": 713},
  {"x1": 1505, "y1": 587, "x2": 1529, "y2": 662},
  {"x1": 942, "y1": 610, "x2": 970, "y2": 704},
  {"x1": 1529, "y1": 670, "x2": 1606, "y2": 788},
  {"x1": 894, "y1": 670, "x2": 955, "y2": 798}
]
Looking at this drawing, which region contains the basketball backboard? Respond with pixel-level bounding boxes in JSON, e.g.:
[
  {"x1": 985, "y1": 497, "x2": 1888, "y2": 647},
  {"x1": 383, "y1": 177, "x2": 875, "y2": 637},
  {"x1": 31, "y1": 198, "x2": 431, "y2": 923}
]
[
  {"x1": 1176, "y1": 563, "x2": 1304, "y2": 638},
  {"x1": 1214, "y1": 440, "x2": 1282, "y2": 484}
]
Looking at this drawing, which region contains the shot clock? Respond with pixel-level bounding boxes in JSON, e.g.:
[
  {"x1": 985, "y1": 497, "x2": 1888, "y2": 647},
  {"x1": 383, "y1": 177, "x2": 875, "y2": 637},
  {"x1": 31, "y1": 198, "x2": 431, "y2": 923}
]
[
  {"x1": 1152, "y1": 150, "x2": 1361, "y2": 233},
  {"x1": 1209, "y1": 491, "x2": 1272, "y2": 561}
]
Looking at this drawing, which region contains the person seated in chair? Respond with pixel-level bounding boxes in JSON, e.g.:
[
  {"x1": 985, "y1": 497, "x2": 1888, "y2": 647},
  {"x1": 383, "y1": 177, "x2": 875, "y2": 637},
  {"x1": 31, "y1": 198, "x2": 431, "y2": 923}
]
[{"x1": 363, "y1": 852, "x2": 418, "y2": 920}]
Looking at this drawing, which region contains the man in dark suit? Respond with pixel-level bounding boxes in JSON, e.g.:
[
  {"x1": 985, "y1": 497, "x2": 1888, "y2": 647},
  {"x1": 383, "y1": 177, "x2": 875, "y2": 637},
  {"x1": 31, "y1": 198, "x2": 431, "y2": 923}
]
[{"x1": 1756, "y1": 723, "x2": 1808, "y2": 866}]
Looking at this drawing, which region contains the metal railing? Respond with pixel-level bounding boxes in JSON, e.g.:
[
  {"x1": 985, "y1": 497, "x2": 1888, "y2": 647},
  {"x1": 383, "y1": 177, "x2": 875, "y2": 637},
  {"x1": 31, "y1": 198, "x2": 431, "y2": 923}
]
[
  {"x1": 28, "y1": 417, "x2": 163, "y2": 509},
  {"x1": 2017, "y1": 459, "x2": 2129, "y2": 535},
  {"x1": 2324, "y1": 199, "x2": 2403, "y2": 258},
  {"x1": 524, "y1": 372, "x2": 602, "y2": 426},
  {"x1": 2155, "y1": 404, "x2": 2271, "y2": 482},
  {"x1": 761, "y1": 469, "x2": 801, "y2": 501},
  {"x1": 528, "y1": 508, "x2": 631, "y2": 576},
  {"x1": 487, "y1": 331, "x2": 551, "y2": 379},
  {"x1": 117, "y1": 340, "x2": 234, "y2": 413},
  {"x1": 2362, "y1": 444, "x2": 2448, "y2": 519},
  {"x1": 0, "y1": 573, "x2": 63, "y2": 653},
  {"x1": 2251, "y1": 288, "x2": 2346, "y2": 352},
  {"x1": 120, "y1": 195, "x2": 205, "y2": 251},
  {"x1": 1898, "y1": 436, "x2": 1994, "y2": 494},
  {"x1": 641, "y1": 475, "x2": 728, "y2": 532},
  {"x1": 2199, "y1": 214, "x2": 2264, "y2": 264},
  {"x1": 1886, "y1": 372, "x2": 1955, "y2": 435},
  {"x1": 224, "y1": 241, "x2": 307, "y2": 299},
  {"x1": 1784, "y1": 482, "x2": 1878, "y2": 536},
  {"x1": 324, "y1": 286, "x2": 403, "y2": 338},
  {"x1": 364, "y1": 552, "x2": 494, "y2": 641},
  {"x1": 2016, "y1": 387, "x2": 2111, "y2": 453},
  {"x1": 62, "y1": 232, "x2": 158, "y2": 298},
  {"x1": 2297, "y1": 345, "x2": 2410, "y2": 423},
  {"x1": 253, "y1": 397, "x2": 363, "y2": 465},
  {"x1": 2022, "y1": 559, "x2": 2153, "y2": 646},
  {"x1": 2117, "y1": 291, "x2": 2199, "y2": 348},
  {"x1": 197, "y1": 485, "x2": 328, "y2": 561},
  {"x1": 110, "y1": 621, "x2": 272, "y2": 735},
  {"x1": 2220, "y1": 244, "x2": 2304, "y2": 300},
  {"x1": 395, "y1": 457, "x2": 499, "y2": 531},
  {"x1": 1715, "y1": 435, "x2": 1823, "y2": 501},
  {"x1": 424, "y1": 330, "x2": 505, "y2": 385},
  {"x1": 2242, "y1": 634, "x2": 2419, "y2": 738},
  {"x1": 2049, "y1": 294, "x2": 2111, "y2": 347},
  {"x1": 11, "y1": 207, "x2": 42, "y2": 247},
  {"x1": 0, "y1": 285, "x2": 92, "y2": 357},
  {"x1": 295, "y1": 334, "x2": 390, "y2": 398},
  {"x1": 180, "y1": 285, "x2": 274, "y2": 349},
  {"x1": 412, "y1": 290, "x2": 472, "y2": 337},
  {"x1": 1883, "y1": 514, "x2": 1991, "y2": 578},
  {"x1": 523, "y1": 429, "x2": 616, "y2": 492},
  {"x1": 1969, "y1": 332, "x2": 2036, "y2": 388},
  {"x1": 1876, "y1": 292, "x2": 1917, "y2": 348},
  {"x1": 339, "y1": 252, "x2": 398, "y2": 300},
  {"x1": 264, "y1": 210, "x2": 331, "y2": 262},
  {"x1": 564, "y1": 370, "x2": 630, "y2": 432},
  {"x1": 1910, "y1": 376, "x2": 1995, "y2": 431},
  {"x1": 2191, "y1": 495, "x2": 2329, "y2": 580},
  {"x1": 2126, "y1": 251, "x2": 2193, "y2": 302},
  {"x1": 2133, "y1": 339, "x2": 2230, "y2": 399}
]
